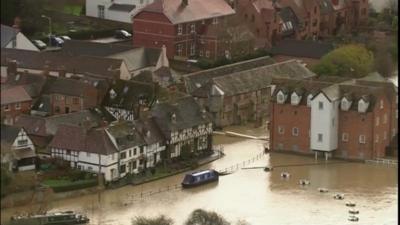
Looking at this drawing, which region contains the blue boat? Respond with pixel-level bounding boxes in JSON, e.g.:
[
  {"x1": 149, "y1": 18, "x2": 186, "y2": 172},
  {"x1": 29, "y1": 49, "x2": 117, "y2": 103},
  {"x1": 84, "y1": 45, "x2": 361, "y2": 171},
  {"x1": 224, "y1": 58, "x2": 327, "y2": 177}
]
[{"x1": 181, "y1": 169, "x2": 219, "y2": 188}]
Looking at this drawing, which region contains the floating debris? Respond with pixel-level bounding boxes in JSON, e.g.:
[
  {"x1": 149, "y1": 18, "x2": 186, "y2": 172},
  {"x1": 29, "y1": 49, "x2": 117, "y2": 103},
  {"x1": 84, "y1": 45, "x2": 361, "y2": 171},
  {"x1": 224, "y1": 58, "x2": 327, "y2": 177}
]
[
  {"x1": 348, "y1": 215, "x2": 359, "y2": 222},
  {"x1": 349, "y1": 209, "x2": 359, "y2": 214},
  {"x1": 333, "y1": 193, "x2": 345, "y2": 200},
  {"x1": 346, "y1": 201, "x2": 356, "y2": 207},
  {"x1": 280, "y1": 172, "x2": 290, "y2": 178},
  {"x1": 299, "y1": 179, "x2": 310, "y2": 185},
  {"x1": 264, "y1": 167, "x2": 273, "y2": 172},
  {"x1": 318, "y1": 188, "x2": 329, "y2": 193}
]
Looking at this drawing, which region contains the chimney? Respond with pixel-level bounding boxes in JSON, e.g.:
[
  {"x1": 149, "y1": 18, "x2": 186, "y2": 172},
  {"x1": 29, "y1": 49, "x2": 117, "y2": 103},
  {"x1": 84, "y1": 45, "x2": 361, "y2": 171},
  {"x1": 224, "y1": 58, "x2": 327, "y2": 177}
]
[
  {"x1": 7, "y1": 60, "x2": 17, "y2": 76},
  {"x1": 155, "y1": 45, "x2": 170, "y2": 70},
  {"x1": 182, "y1": 0, "x2": 188, "y2": 6},
  {"x1": 331, "y1": 0, "x2": 338, "y2": 5}
]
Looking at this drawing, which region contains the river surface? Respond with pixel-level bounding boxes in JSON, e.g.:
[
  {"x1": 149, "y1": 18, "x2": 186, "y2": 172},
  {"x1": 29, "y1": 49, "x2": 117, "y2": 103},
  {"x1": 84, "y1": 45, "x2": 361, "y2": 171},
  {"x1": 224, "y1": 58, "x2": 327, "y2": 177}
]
[{"x1": 1, "y1": 125, "x2": 398, "y2": 225}]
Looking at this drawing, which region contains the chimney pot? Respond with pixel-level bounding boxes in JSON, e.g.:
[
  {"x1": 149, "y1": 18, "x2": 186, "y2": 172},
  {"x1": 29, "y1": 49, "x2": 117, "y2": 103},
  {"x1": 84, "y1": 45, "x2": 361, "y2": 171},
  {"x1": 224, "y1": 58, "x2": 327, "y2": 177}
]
[{"x1": 182, "y1": 0, "x2": 188, "y2": 6}]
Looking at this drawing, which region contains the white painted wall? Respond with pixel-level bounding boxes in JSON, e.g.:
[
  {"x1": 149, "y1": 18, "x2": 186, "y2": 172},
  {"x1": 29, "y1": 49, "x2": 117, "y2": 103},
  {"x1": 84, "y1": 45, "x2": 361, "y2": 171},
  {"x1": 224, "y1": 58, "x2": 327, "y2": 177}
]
[
  {"x1": 11, "y1": 129, "x2": 35, "y2": 151},
  {"x1": 119, "y1": 62, "x2": 131, "y2": 80},
  {"x1": 310, "y1": 93, "x2": 338, "y2": 151},
  {"x1": 5, "y1": 33, "x2": 39, "y2": 51}
]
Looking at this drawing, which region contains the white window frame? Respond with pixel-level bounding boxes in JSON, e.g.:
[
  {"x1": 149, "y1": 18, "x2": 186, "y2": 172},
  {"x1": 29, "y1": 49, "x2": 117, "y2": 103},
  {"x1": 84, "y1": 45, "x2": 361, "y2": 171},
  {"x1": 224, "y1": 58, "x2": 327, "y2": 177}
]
[
  {"x1": 292, "y1": 127, "x2": 299, "y2": 136},
  {"x1": 342, "y1": 133, "x2": 349, "y2": 142},
  {"x1": 190, "y1": 42, "x2": 195, "y2": 56},
  {"x1": 380, "y1": 100, "x2": 384, "y2": 109},
  {"x1": 177, "y1": 44, "x2": 183, "y2": 56},
  {"x1": 177, "y1": 24, "x2": 183, "y2": 35},
  {"x1": 212, "y1": 17, "x2": 218, "y2": 25},
  {"x1": 278, "y1": 126, "x2": 284, "y2": 134},
  {"x1": 98, "y1": 5, "x2": 105, "y2": 19},
  {"x1": 4, "y1": 104, "x2": 10, "y2": 111},
  {"x1": 199, "y1": 50, "x2": 203, "y2": 57},
  {"x1": 190, "y1": 24, "x2": 196, "y2": 33},
  {"x1": 15, "y1": 102, "x2": 21, "y2": 110},
  {"x1": 359, "y1": 135, "x2": 366, "y2": 144},
  {"x1": 317, "y1": 133, "x2": 323, "y2": 142}
]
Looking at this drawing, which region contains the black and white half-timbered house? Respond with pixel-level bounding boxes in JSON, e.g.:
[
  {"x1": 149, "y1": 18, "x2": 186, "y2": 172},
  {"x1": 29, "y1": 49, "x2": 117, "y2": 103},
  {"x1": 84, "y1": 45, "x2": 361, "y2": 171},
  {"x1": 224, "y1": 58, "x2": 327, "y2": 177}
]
[{"x1": 151, "y1": 96, "x2": 213, "y2": 159}]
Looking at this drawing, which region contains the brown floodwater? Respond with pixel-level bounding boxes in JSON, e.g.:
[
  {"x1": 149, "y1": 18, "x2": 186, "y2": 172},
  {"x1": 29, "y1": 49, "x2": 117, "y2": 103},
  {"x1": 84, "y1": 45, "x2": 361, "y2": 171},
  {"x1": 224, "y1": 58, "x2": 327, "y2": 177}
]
[{"x1": 1, "y1": 125, "x2": 397, "y2": 225}]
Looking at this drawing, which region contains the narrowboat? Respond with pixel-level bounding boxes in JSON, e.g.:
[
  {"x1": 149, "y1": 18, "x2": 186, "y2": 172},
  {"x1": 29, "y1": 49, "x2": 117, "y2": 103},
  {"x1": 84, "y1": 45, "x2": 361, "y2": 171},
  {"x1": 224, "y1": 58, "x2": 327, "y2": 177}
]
[
  {"x1": 9, "y1": 211, "x2": 89, "y2": 225},
  {"x1": 348, "y1": 209, "x2": 359, "y2": 214},
  {"x1": 181, "y1": 169, "x2": 219, "y2": 188},
  {"x1": 318, "y1": 188, "x2": 329, "y2": 193},
  {"x1": 346, "y1": 201, "x2": 356, "y2": 207},
  {"x1": 348, "y1": 215, "x2": 359, "y2": 222},
  {"x1": 333, "y1": 193, "x2": 345, "y2": 200}
]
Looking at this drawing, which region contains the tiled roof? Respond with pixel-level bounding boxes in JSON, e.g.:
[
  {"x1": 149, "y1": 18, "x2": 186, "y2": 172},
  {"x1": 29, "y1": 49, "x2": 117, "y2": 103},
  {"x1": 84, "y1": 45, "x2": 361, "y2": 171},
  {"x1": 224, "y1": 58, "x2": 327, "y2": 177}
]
[
  {"x1": 270, "y1": 39, "x2": 333, "y2": 59},
  {"x1": 139, "y1": 0, "x2": 235, "y2": 24},
  {"x1": 108, "y1": 47, "x2": 161, "y2": 72},
  {"x1": 1, "y1": 124, "x2": 20, "y2": 144},
  {"x1": 106, "y1": 121, "x2": 146, "y2": 149},
  {"x1": 42, "y1": 76, "x2": 94, "y2": 97},
  {"x1": 4, "y1": 72, "x2": 47, "y2": 99},
  {"x1": 151, "y1": 96, "x2": 211, "y2": 137},
  {"x1": 108, "y1": 3, "x2": 136, "y2": 12},
  {"x1": 61, "y1": 40, "x2": 135, "y2": 57},
  {"x1": 184, "y1": 56, "x2": 275, "y2": 94},
  {"x1": 1, "y1": 85, "x2": 32, "y2": 105},
  {"x1": 1, "y1": 25, "x2": 18, "y2": 48},
  {"x1": 133, "y1": 117, "x2": 165, "y2": 145}
]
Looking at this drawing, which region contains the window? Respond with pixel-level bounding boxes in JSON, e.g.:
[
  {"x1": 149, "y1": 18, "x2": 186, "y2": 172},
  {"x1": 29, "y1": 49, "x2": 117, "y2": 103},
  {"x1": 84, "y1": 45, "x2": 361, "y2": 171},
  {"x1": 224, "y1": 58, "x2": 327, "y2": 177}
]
[
  {"x1": 244, "y1": 14, "x2": 248, "y2": 20},
  {"x1": 129, "y1": 150, "x2": 132, "y2": 157},
  {"x1": 380, "y1": 100, "x2": 384, "y2": 109},
  {"x1": 176, "y1": 44, "x2": 183, "y2": 56},
  {"x1": 376, "y1": 117, "x2": 380, "y2": 126},
  {"x1": 278, "y1": 126, "x2": 284, "y2": 134},
  {"x1": 15, "y1": 103, "x2": 21, "y2": 110},
  {"x1": 359, "y1": 135, "x2": 366, "y2": 144},
  {"x1": 375, "y1": 134, "x2": 379, "y2": 143},
  {"x1": 213, "y1": 17, "x2": 218, "y2": 25},
  {"x1": 317, "y1": 133, "x2": 323, "y2": 142},
  {"x1": 88, "y1": 166, "x2": 93, "y2": 171},
  {"x1": 134, "y1": 149, "x2": 137, "y2": 155},
  {"x1": 190, "y1": 24, "x2": 196, "y2": 33},
  {"x1": 190, "y1": 43, "x2": 195, "y2": 56},
  {"x1": 120, "y1": 152, "x2": 126, "y2": 159},
  {"x1": 199, "y1": 50, "x2": 203, "y2": 57},
  {"x1": 177, "y1": 24, "x2": 183, "y2": 35},
  {"x1": 277, "y1": 93, "x2": 284, "y2": 103},
  {"x1": 314, "y1": 6, "x2": 317, "y2": 14},
  {"x1": 55, "y1": 106, "x2": 60, "y2": 113},
  {"x1": 318, "y1": 101, "x2": 324, "y2": 110},
  {"x1": 17, "y1": 139, "x2": 28, "y2": 146},
  {"x1": 66, "y1": 150, "x2": 71, "y2": 155},
  {"x1": 342, "y1": 133, "x2": 349, "y2": 142},
  {"x1": 205, "y1": 50, "x2": 210, "y2": 58},
  {"x1": 119, "y1": 164, "x2": 126, "y2": 173},
  {"x1": 140, "y1": 148, "x2": 144, "y2": 154},
  {"x1": 4, "y1": 104, "x2": 10, "y2": 111},
  {"x1": 133, "y1": 161, "x2": 137, "y2": 169},
  {"x1": 73, "y1": 97, "x2": 79, "y2": 105},
  {"x1": 392, "y1": 128, "x2": 396, "y2": 138},
  {"x1": 383, "y1": 114, "x2": 387, "y2": 124},
  {"x1": 98, "y1": 5, "x2": 105, "y2": 19},
  {"x1": 292, "y1": 127, "x2": 299, "y2": 136},
  {"x1": 384, "y1": 131, "x2": 387, "y2": 140}
]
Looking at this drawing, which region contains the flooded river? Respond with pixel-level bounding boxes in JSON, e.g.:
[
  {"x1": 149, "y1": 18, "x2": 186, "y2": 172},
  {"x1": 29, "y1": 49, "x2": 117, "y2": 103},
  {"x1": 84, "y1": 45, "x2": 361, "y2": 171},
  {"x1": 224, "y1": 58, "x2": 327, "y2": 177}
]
[{"x1": 1, "y1": 125, "x2": 397, "y2": 225}]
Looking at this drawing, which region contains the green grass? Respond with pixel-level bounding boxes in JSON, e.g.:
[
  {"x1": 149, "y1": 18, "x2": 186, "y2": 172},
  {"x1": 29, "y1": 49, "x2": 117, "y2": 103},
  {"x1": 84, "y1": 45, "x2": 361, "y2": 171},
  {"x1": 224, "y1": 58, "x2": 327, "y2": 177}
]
[{"x1": 42, "y1": 178, "x2": 98, "y2": 192}]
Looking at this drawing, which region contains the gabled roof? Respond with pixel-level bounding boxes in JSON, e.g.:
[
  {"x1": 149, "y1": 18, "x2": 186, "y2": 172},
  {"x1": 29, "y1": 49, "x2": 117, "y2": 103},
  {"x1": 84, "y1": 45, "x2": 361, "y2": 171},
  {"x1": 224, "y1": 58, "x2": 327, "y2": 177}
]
[
  {"x1": 4, "y1": 72, "x2": 47, "y2": 99},
  {"x1": 1, "y1": 24, "x2": 18, "y2": 48},
  {"x1": 151, "y1": 96, "x2": 211, "y2": 137},
  {"x1": 184, "y1": 56, "x2": 275, "y2": 94},
  {"x1": 270, "y1": 39, "x2": 333, "y2": 59},
  {"x1": 106, "y1": 121, "x2": 146, "y2": 149},
  {"x1": 1, "y1": 85, "x2": 32, "y2": 105},
  {"x1": 108, "y1": 3, "x2": 136, "y2": 12},
  {"x1": 1, "y1": 124, "x2": 21, "y2": 144},
  {"x1": 133, "y1": 117, "x2": 165, "y2": 145},
  {"x1": 138, "y1": 0, "x2": 235, "y2": 24},
  {"x1": 109, "y1": 47, "x2": 161, "y2": 71}
]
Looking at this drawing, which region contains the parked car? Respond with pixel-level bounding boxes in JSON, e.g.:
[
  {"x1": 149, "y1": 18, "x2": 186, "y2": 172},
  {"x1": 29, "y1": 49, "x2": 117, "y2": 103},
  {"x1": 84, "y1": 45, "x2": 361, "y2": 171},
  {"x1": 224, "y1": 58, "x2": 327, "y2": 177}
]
[
  {"x1": 114, "y1": 30, "x2": 132, "y2": 39},
  {"x1": 49, "y1": 35, "x2": 64, "y2": 47},
  {"x1": 32, "y1": 40, "x2": 47, "y2": 50},
  {"x1": 59, "y1": 35, "x2": 71, "y2": 41}
]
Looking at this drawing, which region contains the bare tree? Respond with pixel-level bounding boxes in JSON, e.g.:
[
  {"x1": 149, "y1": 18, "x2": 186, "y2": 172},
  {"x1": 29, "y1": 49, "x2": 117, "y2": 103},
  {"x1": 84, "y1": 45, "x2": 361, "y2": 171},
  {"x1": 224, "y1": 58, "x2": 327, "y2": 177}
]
[{"x1": 185, "y1": 209, "x2": 230, "y2": 225}]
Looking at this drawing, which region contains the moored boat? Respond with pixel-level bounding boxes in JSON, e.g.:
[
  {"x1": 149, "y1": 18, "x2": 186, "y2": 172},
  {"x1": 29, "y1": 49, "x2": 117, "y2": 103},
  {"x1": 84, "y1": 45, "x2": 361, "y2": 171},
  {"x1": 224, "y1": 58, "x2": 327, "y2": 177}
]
[
  {"x1": 348, "y1": 215, "x2": 359, "y2": 222},
  {"x1": 318, "y1": 188, "x2": 328, "y2": 193},
  {"x1": 333, "y1": 193, "x2": 345, "y2": 200},
  {"x1": 346, "y1": 201, "x2": 356, "y2": 207},
  {"x1": 181, "y1": 169, "x2": 219, "y2": 188},
  {"x1": 10, "y1": 211, "x2": 89, "y2": 225},
  {"x1": 299, "y1": 179, "x2": 310, "y2": 185},
  {"x1": 349, "y1": 209, "x2": 359, "y2": 214}
]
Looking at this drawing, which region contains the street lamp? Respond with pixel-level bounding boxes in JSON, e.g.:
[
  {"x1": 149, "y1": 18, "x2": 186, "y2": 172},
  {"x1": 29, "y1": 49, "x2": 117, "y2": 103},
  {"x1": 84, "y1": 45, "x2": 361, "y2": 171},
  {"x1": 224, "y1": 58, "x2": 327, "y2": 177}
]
[{"x1": 41, "y1": 15, "x2": 52, "y2": 46}]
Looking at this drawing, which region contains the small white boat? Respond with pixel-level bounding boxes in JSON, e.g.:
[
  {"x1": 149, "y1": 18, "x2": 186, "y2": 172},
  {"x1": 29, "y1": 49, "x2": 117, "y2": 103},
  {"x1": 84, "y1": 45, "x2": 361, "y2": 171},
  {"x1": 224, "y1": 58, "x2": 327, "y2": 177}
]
[
  {"x1": 299, "y1": 179, "x2": 310, "y2": 185},
  {"x1": 333, "y1": 193, "x2": 345, "y2": 200},
  {"x1": 348, "y1": 215, "x2": 359, "y2": 222},
  {"x1": 346, "y1": 201, "x2": 356, "y2": 207},
  {"x1": 349, "y1": 209, "x2": 359, "y2": 214},
  {"x1": 280, "y1": 172, "x2": 290, "y2": 178},
  {"x1": 318, "y1": 188, "x2": 329, "y2": 193}
]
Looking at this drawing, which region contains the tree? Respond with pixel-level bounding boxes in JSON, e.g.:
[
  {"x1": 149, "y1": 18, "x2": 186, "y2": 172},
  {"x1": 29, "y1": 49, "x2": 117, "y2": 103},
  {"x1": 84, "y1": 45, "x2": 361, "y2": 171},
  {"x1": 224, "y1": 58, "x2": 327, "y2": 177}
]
[
  {"x1": 312, "y1": 44, "x2": 374, "y2": 77},
  {"x1": 185, "y1": 209, "x2": 230, "y2": 225},
  {"x1": 132, "y1": 215, "x2": 174, "y2": 225}
]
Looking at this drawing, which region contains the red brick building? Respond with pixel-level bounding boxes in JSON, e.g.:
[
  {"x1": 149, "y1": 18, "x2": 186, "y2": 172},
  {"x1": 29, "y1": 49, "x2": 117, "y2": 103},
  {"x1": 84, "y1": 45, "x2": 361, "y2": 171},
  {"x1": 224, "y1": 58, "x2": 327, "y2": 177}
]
[
  {"x1": 1, "y1": 85, "x2": 32, "y2": 125},
  {"x1": 269, "y1": 74, "x2": 397, "y2": 160},
  {"x1": 132, "y1": 0, "x2": 235, "y2": 60}
]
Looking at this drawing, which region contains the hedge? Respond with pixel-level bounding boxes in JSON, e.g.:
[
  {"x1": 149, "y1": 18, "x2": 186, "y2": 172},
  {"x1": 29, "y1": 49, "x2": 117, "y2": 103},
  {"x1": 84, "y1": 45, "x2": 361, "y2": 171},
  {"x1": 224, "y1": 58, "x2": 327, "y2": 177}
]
[{"x1": 43, "y1": 178, "x2": 98, "y2": 193}]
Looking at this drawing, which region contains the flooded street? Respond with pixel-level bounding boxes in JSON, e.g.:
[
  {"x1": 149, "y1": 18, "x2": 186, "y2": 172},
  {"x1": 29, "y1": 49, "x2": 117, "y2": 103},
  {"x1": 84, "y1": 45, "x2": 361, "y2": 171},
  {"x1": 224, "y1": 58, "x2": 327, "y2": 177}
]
[{"x1": 1, "y1": 125, "x2": 397, "y2": 225}]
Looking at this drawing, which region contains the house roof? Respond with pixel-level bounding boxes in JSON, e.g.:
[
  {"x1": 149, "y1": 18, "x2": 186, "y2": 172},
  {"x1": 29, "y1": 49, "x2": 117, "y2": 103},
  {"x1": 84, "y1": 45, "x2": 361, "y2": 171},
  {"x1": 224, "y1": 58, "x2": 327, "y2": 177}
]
[
  {"x1": 108, "y1": 47, "x2": 161, "y2": 72},
  {"x1": 49, "y1": 125, "x2": 118, "y2": 155},
  {"x1": 184, "y1": 56, "x2": 275, "y2": 94},
  {"x1": 108, "y1": 3, "x2": 136, "y2": 12},
  {"x1": 209, "y1": 60, "x2": 316, "y2": 96},
  {"x1": 132, "y1": 117, "x2": 165, "y2": 145},
  {"x1": 1, "y1": 48, "x2": 123, "y2": 79},
  {"x1": 41, "y1": 76, "x2": 94, "y2": 97},
  {"x1": 270, "y1": 39, "x2": 333, "y2": 59},
  {"x1": 106, "y1": 121, "x2": 146, "y2": 149},
  {"x1": 139, "y1": 0, "x2": 235, "y2": 24},
  {"x1": 1, "y1": 24, "x2": 18, "y2": 48},
  {"x1": 1, "y1": 124, "x2": 21, "y2": 144},
  {"x1": 103, "y1": 79, "x2": 155, "y2": 110},
  {"x1": 151, "y1": 96, "x2": 211, "y2": 137},
  {"x1": 278, "y1": 7, "x2": 299, "y2": 35},
  {"x1": 61, "y1": 40, "x2": 135, "y2": 57},
  {"x1": 1, "y1": 85, "x2": 32, "y2": 105},
  {"x1": 4, "y1": 72, "x2": 47, "y2": 98}
]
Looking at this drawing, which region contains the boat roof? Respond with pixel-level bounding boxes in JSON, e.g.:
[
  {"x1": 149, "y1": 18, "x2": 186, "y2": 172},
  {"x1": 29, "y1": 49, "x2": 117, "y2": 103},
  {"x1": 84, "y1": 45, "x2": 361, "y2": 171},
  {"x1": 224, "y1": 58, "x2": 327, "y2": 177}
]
[{"x1": 191, "y1": 170, "x2": 215, "y2": 176}]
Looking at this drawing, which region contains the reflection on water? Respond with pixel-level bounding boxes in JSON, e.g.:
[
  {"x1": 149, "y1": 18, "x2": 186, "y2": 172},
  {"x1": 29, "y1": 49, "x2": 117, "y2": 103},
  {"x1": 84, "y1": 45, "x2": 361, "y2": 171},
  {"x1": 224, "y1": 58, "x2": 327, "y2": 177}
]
[{"x1": 1, "y1": 132, "x2": 397, "y2": 225}]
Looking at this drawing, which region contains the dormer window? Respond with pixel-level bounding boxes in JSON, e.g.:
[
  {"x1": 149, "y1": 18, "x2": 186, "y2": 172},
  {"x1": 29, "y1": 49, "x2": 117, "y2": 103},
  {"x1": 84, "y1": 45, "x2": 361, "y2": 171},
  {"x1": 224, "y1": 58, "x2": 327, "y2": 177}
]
[
  {"x1": 307, "y1": 94, "x2": 312, "y2": 107},
  {"x1": 277, "y1": 91, "x2": 287, "y2": 104},
  {"x1": 358, "y1": 99, "x2": 369, "y2": 113},
  {"x1": 341, "y1": 98, "x2": 352, "y2": 111},
  {"x1": 291, "y1": 92, "x2": 302, "y2": 106}
]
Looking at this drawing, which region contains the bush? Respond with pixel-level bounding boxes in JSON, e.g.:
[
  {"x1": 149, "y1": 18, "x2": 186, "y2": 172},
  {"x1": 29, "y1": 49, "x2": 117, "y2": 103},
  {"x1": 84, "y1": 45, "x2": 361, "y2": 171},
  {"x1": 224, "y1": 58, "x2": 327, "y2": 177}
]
[{"x1": 43, "y1": 179, "x2": 98, "y2": 192}]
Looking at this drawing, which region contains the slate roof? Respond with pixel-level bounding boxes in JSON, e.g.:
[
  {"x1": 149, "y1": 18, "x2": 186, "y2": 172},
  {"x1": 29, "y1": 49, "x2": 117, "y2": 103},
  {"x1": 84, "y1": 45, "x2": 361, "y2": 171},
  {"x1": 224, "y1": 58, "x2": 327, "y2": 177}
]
[
  {"x1": 61, "y1": 40, "x2": 134, "y2": 57},
  {"x1": 1, "y1": 49, "x2": 123, "y2": 79},
  {"x1": 103, "y1": 79, "x2": 155, "y2": 110},
  {"x1": 108, "y1": 3, "x2": 136, "y2": 12},
  {"x1": 208, "y1": 60, "x2": 317, "y2": 96},
  {"x1": 31, "y1": 95, "x2": 51, "y2": 115},
  {"x1": 132, "y1": 70, "x2": 155, "y2": 84},
  {"x1": 132, "y1": 117, "x2": 165, "y2": 145},
  {"x1": 49, "y1": 125, "x2": 117, "y2": 155},
  {"x1": 41, "y1": 76, "x2": 91, "y2": 97},
  {"x1": 1, "y1": 25, "x2": 18, "y2": 48},
  {"x1": 106, "y1": 121, "x2": 146, "y2": 150},
  {"x1": 1, "y1": 124, "x2": 20, "y2": 144},
  {"x1": 184, "y1": 56, "x2": 275, "y2": 94},
  {"x1": 139, "y1": 0, "x2": 235, "y2": 24},
  {"x1": 270, "y1": 39, "x2": 333, "y2": 59},
  {"x1": 4, "y1": 72, "x2": 47, "y2": 98},
  {"x1": 151, "y1": 96, "x2": 211, "y2": 138},
  {"x1": 1, "y1": 85, "x2": 32, "y2": 105},
  {"x1": 108, "y1": 47, "x2": 161, "y2": 72}
]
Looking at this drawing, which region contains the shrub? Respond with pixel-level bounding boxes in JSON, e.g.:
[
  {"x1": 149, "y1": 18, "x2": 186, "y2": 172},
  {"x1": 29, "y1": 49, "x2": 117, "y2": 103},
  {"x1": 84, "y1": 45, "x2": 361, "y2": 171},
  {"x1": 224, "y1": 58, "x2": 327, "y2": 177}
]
[{"x1": 43, "y1": 179, "x2": 98, "y2": 192}]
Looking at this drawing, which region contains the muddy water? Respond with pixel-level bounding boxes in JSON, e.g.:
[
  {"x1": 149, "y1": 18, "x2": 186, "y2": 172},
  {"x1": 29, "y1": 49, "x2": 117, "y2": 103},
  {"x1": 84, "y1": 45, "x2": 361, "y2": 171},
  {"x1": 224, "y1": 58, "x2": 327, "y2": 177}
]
[{"x1": 1, "y1": 126, "x2": 397, "y2": 225}]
